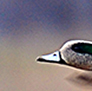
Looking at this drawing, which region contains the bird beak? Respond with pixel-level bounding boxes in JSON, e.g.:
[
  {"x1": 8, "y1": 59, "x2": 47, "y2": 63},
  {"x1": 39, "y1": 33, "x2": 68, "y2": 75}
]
[
  {"x1": 36, "y1": 56, "x2": 59, "y2": 63},
  {"x1": 36, "y1": 51, "x2": 61, "y2": 63},
  {"x1": 36, "y1": 51, "x2": 67, "y2": 65},
  {"x1": 36, "y1": 56, "x2": 47, "y2": 62}
]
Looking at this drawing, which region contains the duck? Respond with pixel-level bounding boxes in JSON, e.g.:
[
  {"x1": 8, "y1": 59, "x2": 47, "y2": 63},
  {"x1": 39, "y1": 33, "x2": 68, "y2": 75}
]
[{"x1": 36, "y1": 40, "x2": 92, "y2": 71}]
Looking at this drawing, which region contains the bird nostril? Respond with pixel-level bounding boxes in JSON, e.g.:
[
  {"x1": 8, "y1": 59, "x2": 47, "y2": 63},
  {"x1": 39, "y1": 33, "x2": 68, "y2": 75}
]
[{"x1": 53, "y1": 54, "x2": 56, "y2": 56}]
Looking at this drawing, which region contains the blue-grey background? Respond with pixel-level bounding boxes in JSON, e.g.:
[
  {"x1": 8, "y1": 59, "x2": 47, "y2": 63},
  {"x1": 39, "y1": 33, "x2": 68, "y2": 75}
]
[{"x1": 0, "y1": 0, "x2": 92, "y2": 91}]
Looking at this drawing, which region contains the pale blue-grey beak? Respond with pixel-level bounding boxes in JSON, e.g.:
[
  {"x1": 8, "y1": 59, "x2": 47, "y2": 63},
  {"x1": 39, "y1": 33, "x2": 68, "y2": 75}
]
[{"x1": 37, "y1": 51, "x2": 66, "y2": 64}]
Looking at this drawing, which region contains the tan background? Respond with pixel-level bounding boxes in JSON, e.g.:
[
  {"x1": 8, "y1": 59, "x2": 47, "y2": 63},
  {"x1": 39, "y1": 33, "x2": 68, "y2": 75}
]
[{"x1": 0, "y1": 0, "x2": 92, "y2": 91}]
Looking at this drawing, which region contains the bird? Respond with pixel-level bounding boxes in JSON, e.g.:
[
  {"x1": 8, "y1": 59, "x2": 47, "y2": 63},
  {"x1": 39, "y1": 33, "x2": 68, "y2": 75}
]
[{"x1": 36, "y1": 39, "x2": 92, "y2": 71}]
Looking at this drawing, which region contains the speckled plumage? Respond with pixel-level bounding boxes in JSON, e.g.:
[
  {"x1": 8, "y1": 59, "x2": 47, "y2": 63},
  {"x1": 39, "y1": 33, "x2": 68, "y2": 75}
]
[
  {"x1": 60, "y1": 42, "x2": 92, "y2": 70},
  {"x1": 36, "y1": 40, "x2": 92, "y2": 70}
]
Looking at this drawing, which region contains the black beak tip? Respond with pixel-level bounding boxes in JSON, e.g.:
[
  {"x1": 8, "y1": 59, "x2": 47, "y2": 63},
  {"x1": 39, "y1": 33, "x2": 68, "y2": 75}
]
[
  {"x1": 36, "y1": 57, "x2": 45, "y2": 62},
  {"x1": 37, "y1": 58, "x2": 42, "y2": 61}
]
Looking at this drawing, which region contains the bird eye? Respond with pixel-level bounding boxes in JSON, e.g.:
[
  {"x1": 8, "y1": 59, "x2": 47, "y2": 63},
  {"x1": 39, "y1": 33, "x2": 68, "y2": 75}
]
[
  {"x1": 74, "y1": 46, "x2": 79, "y2": 50},
  {"x1": 53, "y1": 54, "x2": 56, "y2": 56}
]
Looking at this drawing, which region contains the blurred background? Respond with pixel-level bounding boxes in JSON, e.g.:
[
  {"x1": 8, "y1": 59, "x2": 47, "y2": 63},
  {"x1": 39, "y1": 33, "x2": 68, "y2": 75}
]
[{"x1": 0, "y1": 0, "x2": 92, "y2": 91}]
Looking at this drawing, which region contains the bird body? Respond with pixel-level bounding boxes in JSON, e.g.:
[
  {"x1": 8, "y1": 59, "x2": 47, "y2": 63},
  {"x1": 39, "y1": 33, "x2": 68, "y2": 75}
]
[{"x1": 36, "y1": 40, "x2": 92, "y2": 70}]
